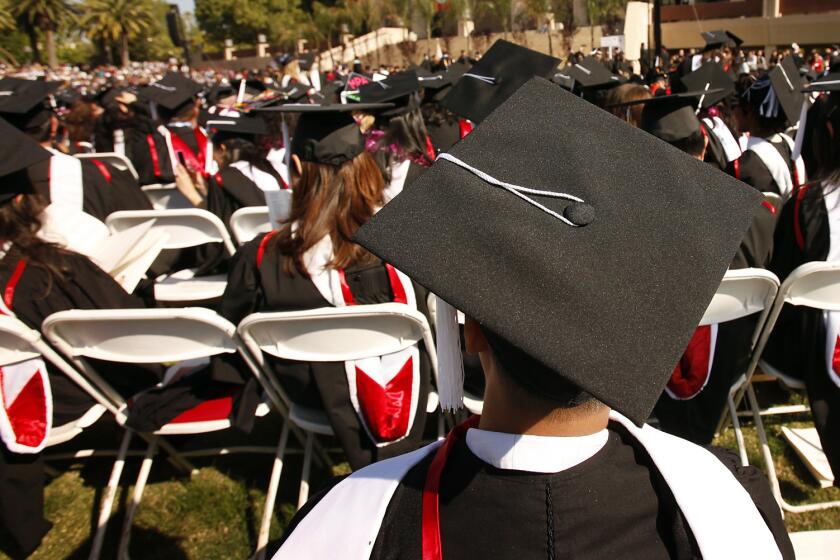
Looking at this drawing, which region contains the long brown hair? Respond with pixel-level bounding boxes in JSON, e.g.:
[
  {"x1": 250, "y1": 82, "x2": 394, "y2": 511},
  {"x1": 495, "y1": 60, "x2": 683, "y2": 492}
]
[
  {"x1": 0, "y1": 191, "x2": 73, "y2": 297},
  {"x1": 275, "y1": 151, "x2": 385, "y2": 276}
]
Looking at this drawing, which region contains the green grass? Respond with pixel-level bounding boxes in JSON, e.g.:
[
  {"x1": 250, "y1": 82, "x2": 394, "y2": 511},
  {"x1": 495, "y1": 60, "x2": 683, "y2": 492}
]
[{"x1": 2, "y1": 399, "x2": 839, "y2": 559}]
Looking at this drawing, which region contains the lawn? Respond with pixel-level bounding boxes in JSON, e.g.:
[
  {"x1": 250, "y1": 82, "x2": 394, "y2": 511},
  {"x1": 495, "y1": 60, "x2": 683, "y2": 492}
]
[{"x1": 2, "y1": 394, "x2": 838, "y2": 559}]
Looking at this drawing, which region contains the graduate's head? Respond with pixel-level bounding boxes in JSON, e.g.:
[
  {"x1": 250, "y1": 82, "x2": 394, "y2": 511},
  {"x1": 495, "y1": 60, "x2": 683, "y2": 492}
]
[
  {"x1": 354, "y1": 78, "x2": 762, "y2": 425},
  {"x1": 604, "y1": 84, "x2": 650, "y2": 127},
  {"x1": 800, "y1": 77, "x2": 840, "y2": 185},
  {"x1": 208, "y1": 115, "x2": 271, "y2": 169},
  {"x1": 735, "y1": 59, "x2": 803, "y2": 137},
  {"x1": 138, "y1": 72, "x2": 203, "y2": 124}
]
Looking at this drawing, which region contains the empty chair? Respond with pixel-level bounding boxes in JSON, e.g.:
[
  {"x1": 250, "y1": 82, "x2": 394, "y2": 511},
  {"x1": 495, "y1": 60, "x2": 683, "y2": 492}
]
[
  {"x1": 106, "y1": 209, "x2": 235, "y2": 302},
  {"x1": 42, "y1": 307, "x2": 300, "y2": 559},
  {"x1": 230, "y1": 206, "x2": 272, "y2": 246},
  {"x1": 140, "y1": 183, "x2": 194, "y2": 210}
]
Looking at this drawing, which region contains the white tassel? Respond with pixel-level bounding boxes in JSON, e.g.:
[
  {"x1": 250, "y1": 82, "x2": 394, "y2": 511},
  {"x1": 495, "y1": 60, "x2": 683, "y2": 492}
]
[{"x1": 435, "y1": 295, "x2": 464, "y2": 411}]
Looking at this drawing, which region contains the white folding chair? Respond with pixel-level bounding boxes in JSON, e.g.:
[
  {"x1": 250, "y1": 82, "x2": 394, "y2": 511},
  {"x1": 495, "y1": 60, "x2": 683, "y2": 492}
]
[
  {"x1": 42, "y1": 307, "x2": 301, "y2": 560},
  {"x1": 230, "y1": 206, "x2": 272, "y2": 246},
  {"x1": 689, "y1": 268, "x2": 780, "y2": 466},
  {"x1": 75, "y1": 152, "x2": 139, "y2": 181},
  {"x1": 747, "y1": 261, "x2": 840, "y2": 513},
  {"x1": 139, "y1": 183, "x2": 193, "y2": 210},
  {"x1": 238, "y1": 302, "x2": 439, "y2": 559},
  {"x1": 0, "y1": 315, "x2": 163, "y2": 560},
  {"x1": 106, "y1": 209, "x2": 235, "y2": 303},
  {"x1": 789, "y1": 530, "x2": 840, "y2": 560}
]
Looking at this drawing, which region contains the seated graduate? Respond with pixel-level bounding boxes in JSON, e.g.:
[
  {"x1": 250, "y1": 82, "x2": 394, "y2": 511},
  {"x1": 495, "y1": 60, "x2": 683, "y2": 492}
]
[
  {"x1": 273, "y1": 78, "x2": 793, "y2": 560},
  {"x1": 617, "y1": 91, "x2": 776, "y2": 443},
  {"x1": 732, "y1": 58, "x2": 807, "y2": 197},
  {"x1": 93, "y1": 88, "x2": 137, "y2": 155},
  {"x1": 353, "y1": 71, "x2": 434, "y2": 203},
  {"x1": 418, "y1": 65, "x2": 466, "y2": 155},
  {"x1": 0, "y1": 77, "x2": 150, "y2": 223},
  {"x1": 0, "y1": 119, "x2": 159, "y2": 557},
  {"x1": 220, "y1": 104, "x2": 433, "y2": 469},
  {"x1": 763, "y1": 74, "x2": 840, "y2": 484}
]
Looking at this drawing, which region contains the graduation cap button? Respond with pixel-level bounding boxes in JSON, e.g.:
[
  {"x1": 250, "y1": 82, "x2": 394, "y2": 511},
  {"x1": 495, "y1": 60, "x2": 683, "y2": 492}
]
[{"x1": 563, "y1": 203, "x2": 595, "y2": 226}]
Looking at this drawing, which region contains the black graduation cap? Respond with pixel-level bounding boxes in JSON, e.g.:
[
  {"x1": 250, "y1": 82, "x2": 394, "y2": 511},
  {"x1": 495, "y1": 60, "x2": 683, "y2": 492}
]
[
  {"x1": 677, "y1": 62, "x2": 735, "y2": 108},
  {"x1": 206, "y1": 115, "x2": 268, "y2": 138},
  {"x1": 231, "y1": 78, "x2": 270, "y2": 96},
  {"x1": 353, "y1": 78, "x2": 760, "y2": 424},
  {"x1": 608, "y1": 89, "x2": 723, "y2": 142},
  {"x1": 553, "y1": 56, "x2": 624, "y2": 91},
  {"x1": 441, "y1": 40, "x2": 559, "y2": 123},
  {"x1": 802, "y1": 72, "x2": 840, "y2": 93},
  {"x1": 297, "y1": 52, "x2": 316, "y2": 71},
  {"x1": 354, "y1": 71, "x2": 420, "y2": 117},
  {"x1": 421, "y1": 62, "x2": 469, "y2": 102},
  {"x1": 701, "y1": 30, "x2": 743, "y2": 52},
  {"x1": 0, "y1": 77, "x2": 61, "y2": 131},
  {"x1": 139, "y1": 72, "x2": 203, "y2": 112},
  {"x1": 768, "y1": 57, "x2": 805, "y2": 125},
  {"x1": 0, "y1": 117, "x2": 52, "y2": 203},
  {"x1": 255, "y1": 103, "x2": 391, "y2": 166}
]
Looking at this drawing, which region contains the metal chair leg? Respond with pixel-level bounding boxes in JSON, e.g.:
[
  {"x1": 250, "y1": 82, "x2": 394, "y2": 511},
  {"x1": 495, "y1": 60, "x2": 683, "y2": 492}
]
[
  {"x1": 117, "y1": 438, "x2": 158, "y2": 560},
  {"x1": 297, "y1": 433, "x2": 314, "y2": 510},
  {"x1": 89, "y1": 430, "x2": 133, "y2": 560},
  {"x1": 256, "y1": 422, "x2": 290, "y2": 560},
  {"x1": 728, "y1": 394, "x2": 749, "y2": 467}
]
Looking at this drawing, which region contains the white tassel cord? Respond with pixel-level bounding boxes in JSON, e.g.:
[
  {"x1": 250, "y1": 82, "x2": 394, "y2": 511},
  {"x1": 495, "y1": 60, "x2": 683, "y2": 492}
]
[{"x1": 434, "y1": 295, "x2": 465, "y2": 411}]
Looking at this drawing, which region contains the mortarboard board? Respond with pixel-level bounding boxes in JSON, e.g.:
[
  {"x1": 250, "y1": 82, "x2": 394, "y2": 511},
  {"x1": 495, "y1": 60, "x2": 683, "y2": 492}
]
[
  {"x1": 553, "y1": 56, "x2": 624, "y2": 91},
  {"x1": 701, "y1": 30, "x2": 743, "y2": 52},
  {"x1": 421, "y1": 62, "x2": 469, "y2": 103},
  {"x1": 256, "y1": 103, "x2": 391, "y2": 166},
  {"x1": 768, "y1": 57, "x2": 805, "y2": 125},
  {"x1": 632, "y1": 90, "x2": 725, "y2": 142},
  {"x1": 0, "y1": 77, "x2": 61, "y2": 131},
  {"x1": 353, "y1": 77, "x2": 760, "y2": 424},
  {"x1": 354, "y1": 71, "x2": 420, "y2": 117},
  {"x1": 441, "y1": 40, "x2": 559, "y2": 123},
  {"x1": 802, "y1": 72, "x2": 840, "y2": 93},
  {"x1": 0, "y1": 117, "x2": 52, "y2": 203},
  {"x1": 207, "y1": 115, "x2": 268, "y2": 138},
  {"x1": 676, "y1": 62, "x2": 735, "y2": 108},
  {"x1": 139, "y1": 72, "x2": 203, "y2": 112}
]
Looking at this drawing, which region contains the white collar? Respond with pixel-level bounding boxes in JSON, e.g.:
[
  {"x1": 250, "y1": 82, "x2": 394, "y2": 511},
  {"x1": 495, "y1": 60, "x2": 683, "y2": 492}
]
[{"x1": 465, "y1": 427, "x2": 609, "y2": 473}]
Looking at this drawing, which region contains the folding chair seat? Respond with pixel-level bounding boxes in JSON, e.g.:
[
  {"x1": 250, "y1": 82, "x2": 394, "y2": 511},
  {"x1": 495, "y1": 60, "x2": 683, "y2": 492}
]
[
  {"x1": 238, "y1": 302, "x2": 440, "y2": 560},
  {"x1": 76, "y1": 152, "x2": 139, "y2": 181},
  {"x1": 106, "y1": 209, "x2": 235, "y2": 303},
  {"x1": 740, "y1": 261, "x2": 840, "y2": 513},
  {"x1": 230, "y1": 206, "x2": 272, "y2": 246},
  {"x1": 789, "y1": 530, "x2": 840, "y2": 560},
  {"x1": 139, "y1": 183, "x2": 193, "y2": 210},
  {"x1": 42, "y1": 307, "x2": 300, "y2": 559}
]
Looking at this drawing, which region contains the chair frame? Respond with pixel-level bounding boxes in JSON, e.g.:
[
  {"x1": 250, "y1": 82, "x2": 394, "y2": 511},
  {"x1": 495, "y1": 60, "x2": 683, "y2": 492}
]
[
  {"x1": 229, "y1": 206, "x2": 271, "y2": 246},
  {"x1": 238, "y1": 302, "x2": 439, "y2": 560},
  {"x1": 733, "y1": 262, "x2": 840, "y2": 514},
  {"x1": 75, "y1": 152, "x2": 139, "y2": 181},
  {"x1": 42, "y1": 307, "x2": 309, "y2": 559},
  {"x1": 139, "y1": 183, "x2": 193, "y2": 210}
]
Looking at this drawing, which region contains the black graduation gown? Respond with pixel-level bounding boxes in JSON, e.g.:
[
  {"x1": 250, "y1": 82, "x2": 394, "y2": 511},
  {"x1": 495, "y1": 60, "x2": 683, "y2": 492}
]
[
  {"x1": 205, "y1": 166, "x2": 271, "y2": 228},
  {"x1": 763, "y1": 183, "x2": 840, "y2": 483},
  {"x1": 220, "y1": 234, "x2": 432, "y2": 469},
  {"x1": 277, "y1": 424, "x2": 793, "y2": 560},
  {"x1": 27, "y1": 157, "x2": 115, "y2": 223},
  {"x1": 82, "y1": 157, "x2": 152, "y2": 214},
  {"x1": 736, "y1": 139, "x2": 795, "y2": 196},
  {"x1": 426, "y1": 119, "x2": 460, "y2": 155},
  {"x1": 654, "y1": 201, "x2": 777, "y2": 443},
  {"x1": 127, "y1": 128, "x2": 176, "y2": 186}
]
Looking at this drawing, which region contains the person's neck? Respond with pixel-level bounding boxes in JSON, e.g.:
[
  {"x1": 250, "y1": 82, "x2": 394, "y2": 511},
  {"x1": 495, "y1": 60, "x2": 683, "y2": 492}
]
[{"x1": 478, "y1": 378, "x2": 610, "y2": 437}]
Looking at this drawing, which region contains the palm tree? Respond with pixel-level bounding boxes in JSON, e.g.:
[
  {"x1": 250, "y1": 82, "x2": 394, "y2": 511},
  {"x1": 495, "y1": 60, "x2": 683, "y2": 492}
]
[
  {"x1": 82, "y1": 0, "x2": 156, "y2": 68},
  {"x1": 13, "y1": 0, "x2": 76, "y2": 68}
]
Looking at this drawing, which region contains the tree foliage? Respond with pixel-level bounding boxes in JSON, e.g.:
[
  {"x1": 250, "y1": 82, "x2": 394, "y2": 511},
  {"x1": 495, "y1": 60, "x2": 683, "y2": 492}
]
[
  {"x1": 13, "y1": 0, "x2": 77, "y2": 67},
  {"x1": 195, "y1": 0, "x2": 307, "y2": 50},
  {"x1": 82, "y1": 0, "x2": 157, "y2": 67}
]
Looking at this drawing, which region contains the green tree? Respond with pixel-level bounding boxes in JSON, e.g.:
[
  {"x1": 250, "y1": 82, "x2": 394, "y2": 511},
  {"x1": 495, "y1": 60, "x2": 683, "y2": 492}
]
[
  {"x1": 414, "y1": 0, "x2": 437, "y2": 40},
  {"x1": 82, "y1": 0, "x2": 157, "y2": 67},
  {"x1": 195, "y1": 0, "x2": 305, "y2": 51},
  {"x1": 13, "y1": 0, "x2": 76, "y2": 68},
  {"x1": 476, "y1": 0, "x2": 516, "y2": 38}
]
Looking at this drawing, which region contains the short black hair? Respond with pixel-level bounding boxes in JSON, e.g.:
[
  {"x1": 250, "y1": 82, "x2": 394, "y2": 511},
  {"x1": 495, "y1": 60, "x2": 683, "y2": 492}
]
[{"x1": 668, "y1": 128, "x2": 706, "y2": 158}]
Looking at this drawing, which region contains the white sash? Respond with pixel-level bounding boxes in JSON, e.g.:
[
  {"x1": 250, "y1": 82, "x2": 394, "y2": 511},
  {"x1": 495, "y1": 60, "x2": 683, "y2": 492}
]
[
  {"x1": 746, "y1": 136, "x2": 794, "y2": 198},
  {"x1": 46, "y1": 148, "x2": 84, "y2": 212},
  {"x1": 274, "y1": 411, "x2": 782, "y2": 560},
  {"x1": 702, "y1": 117, "x2": 741, "y2": 163},
  {"x1": 384, "y1": 159, "x2": 411, "y2": 204}
]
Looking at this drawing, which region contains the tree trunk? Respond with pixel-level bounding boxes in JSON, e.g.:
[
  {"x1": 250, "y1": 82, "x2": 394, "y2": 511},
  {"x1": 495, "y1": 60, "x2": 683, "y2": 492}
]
[
  {"x1": 27, "y1": 28, "x2": 41, "y2": 64},
  {"x1": 45, "y1": 27, "x2": 57, "y2": 68},
  {"x1": 120, "y1": 31, "x2": 130, "y2": 67}
]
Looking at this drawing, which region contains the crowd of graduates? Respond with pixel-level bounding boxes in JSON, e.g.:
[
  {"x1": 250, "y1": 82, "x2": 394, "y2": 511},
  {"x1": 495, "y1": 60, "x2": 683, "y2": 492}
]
[{"x1": 0, "y1": 29, "x2": 838, "y2": 558}]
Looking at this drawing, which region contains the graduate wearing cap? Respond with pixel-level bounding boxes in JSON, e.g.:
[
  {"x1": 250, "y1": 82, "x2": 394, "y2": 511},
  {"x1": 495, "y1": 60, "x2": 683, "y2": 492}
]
[
  {"x1": 419, "y1": 63, "x2": 468, "y2": 155},
  {"x1": 0, "y1": 77, "x2": 149, "y2": 224},
  {"x1": 221, "y1": 103, "x2": 433, "y2": 469},
  {"x1": 553, "y1": 55, "x2": 625, "y2": 106},
  {"x1": 733, "y1": 59, "x2": 807, "y2": 197},
  {"x1": 353, "y1": 71, "x2": 433, "y2": 202},
  {"x1": 616, "y1": 91, "x2": 777, "y2": 444},
  {"x1": 272, "y1": 78, "x2": 792, "y2": 560},
  {"x1": 764, "y1": 76, "x2": 840, "y2": 483},
  {"x1": 0, "y1": 117, "x2": 162, "y2": 556},
  {"x1": 133, "y1": 72, "x2": 210, "y2": 184}
]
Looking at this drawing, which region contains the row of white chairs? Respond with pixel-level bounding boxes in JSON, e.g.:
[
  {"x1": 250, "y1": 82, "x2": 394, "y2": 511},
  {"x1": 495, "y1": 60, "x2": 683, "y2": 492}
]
[{"x1": 2, "y1": 302, "x2": 439, "y2": 559}]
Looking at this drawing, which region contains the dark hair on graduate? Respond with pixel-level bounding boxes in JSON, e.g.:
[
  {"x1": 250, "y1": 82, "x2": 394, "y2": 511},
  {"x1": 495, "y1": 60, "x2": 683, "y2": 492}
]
[
  {"x1": 215, "y1": 134, "x2": 281, "y2": 182},
  {"x1": 735, "y1": 74, "x2": 788, "y2": 136},
  {"x1": 605, "y1": 84, "x2": 651, "y2": 127},
  {"x1": 63, "y1": 100, "x2": 97, "y2": 144},
  {"x1": 668, "y1": 129, "x2": 707, "y2": 158},
  {"x1": 802, "y1": 92, "x2": 840, "y2": 186},
  {"x1": 374, "y1": 107, "x2": 433, "y2": 180},
  {"x1": 0, "y1": 190, "x2": 73, "y2": 296},
  {"x1": 483, "y1": 328, "x2": 595, "y2": 409},
  {"x1": 274, "y1": 151, "x2": 385, "y2": 276}
]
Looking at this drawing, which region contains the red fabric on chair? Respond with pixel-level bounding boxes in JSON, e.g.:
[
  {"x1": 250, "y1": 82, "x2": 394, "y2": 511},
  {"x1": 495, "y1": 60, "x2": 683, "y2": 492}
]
[{"x1": 168, "y1": 389, "x2": 238, "y2": 424}]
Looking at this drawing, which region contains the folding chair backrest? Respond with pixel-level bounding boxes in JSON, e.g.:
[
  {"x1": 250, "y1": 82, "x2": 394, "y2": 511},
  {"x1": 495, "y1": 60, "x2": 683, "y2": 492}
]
[
  {"x1": 699, "y1": 268, "x2": 780, "y2": 327},
  {"x1": 238, "y1": 303, "x2": 439, "y2": 381},
  {"x1": 230, "y1": 206, "x2": 272, "y2": 246},
  {"x1": 781, "y1": 261, "x2": 840, "y2": 311},
  {"x1": 75, "y1": 152, "x2": 139, "y2": 181},
  {"x1": 140, "y1": 183, "x2": 193, "y2": 210},
  {"x1": 42, "y1": 308, "x2": 239, "y2": 364},
  {"x1": 106, "y1": 209, "x2": 236, "y2": 255}
]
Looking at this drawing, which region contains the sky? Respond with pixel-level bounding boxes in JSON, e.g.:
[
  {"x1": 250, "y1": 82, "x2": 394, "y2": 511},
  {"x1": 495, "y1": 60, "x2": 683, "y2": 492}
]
[{"x1": 173, "y1": 0, "x2": 195, "y2": 14}]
